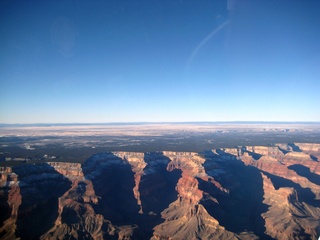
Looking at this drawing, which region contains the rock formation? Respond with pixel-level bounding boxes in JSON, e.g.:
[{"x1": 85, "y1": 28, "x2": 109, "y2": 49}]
[
  {"x1": 152, "y1": 151, "x2": 236, "y2": 240},
  {"x1": 1, "y1": 143, "x2": 320, "y2": 239},
  {"x1": 0, "y1": 167, "x2": 21, "y2": 240},
  {"x1": 261, "y1": 173, "x2": 320, "y2": 239}
]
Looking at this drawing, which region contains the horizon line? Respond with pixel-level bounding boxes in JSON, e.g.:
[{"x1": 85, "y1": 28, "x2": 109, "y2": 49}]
[{"x1": 1, "y1": 121, "x2": 320, "y2": 126}]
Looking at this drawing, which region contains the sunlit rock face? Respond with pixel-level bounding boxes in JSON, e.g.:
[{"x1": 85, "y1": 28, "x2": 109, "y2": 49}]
[
  {"x1": 1, "y1": 143, "x2": 320, "y2": 239},
  {"x1": 261, "y1": 173, "x2": 320, "y2": 240}
]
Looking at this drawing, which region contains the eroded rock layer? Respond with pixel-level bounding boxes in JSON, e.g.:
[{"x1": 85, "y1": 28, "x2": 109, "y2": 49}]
[{"x1": 1, "y1": 143, "x2": 320, "y2": 239}]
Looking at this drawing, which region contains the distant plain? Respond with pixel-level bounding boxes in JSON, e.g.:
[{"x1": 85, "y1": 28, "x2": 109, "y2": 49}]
[{"x1": 1, "y1": 123, "x2": 320, "y2": 166}]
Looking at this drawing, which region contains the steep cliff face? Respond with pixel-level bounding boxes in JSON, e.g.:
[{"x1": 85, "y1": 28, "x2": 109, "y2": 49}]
[
  {"x1": 41, "y1": 178, "x2": 107, "y2": 240},
  {"x1": 261, "y1": 173, "x2": 320, "y2": 240},
  {"x1": 0, "y1": 163, "x2": 75, "y2": 239},
  {"x1": 152, "y1": 202, "x2": 237, "y2": 240},
  {"x1": 1, "y1": 143, "x2": 320, "y2": 240},
  {"x1": 47, "y1": 162, "x2": 84, "y2": 180},
  {"x1": 81, "y1": 152, "x2": 180, "y2": 239},
  {"x1": 241, "y1": 145, "x2": 320, "y2": 199},
  {"x1": 199, "y1": 149, "x2": 270, "y2": 239},
  {"x1": 245, "y1": 146, "x2": 285, "y2": 158},
  {"x1": 240, "y1": 143, "x2": 320, "y2": 239},
  {"x1": 152, "y1": 152, "x2": 237, "y2": 240},
  {"x1": 41, "y1": 153, "x2": 144, "y2": 240},
  {"x1": 113, "y1": 152, "x2": 146, "y2": 211},
  {"x1": 0, "y1": 167, "x2": 21, "y2": 240},
  {"x1": 292, "y1": 143, "x2": 320, "y2": 156},
  {"x1": 164, "y1": 151, "x2": 205, "y2": 205},
  {"x1": 76, "y1": 153, "x2": 138, "y2": 239},
  {"x1": 138, "y1": 152, "x2": 180, "y2": 216},
  {"x1": 27, "y1": 162, "x2": 100, "y2": 239}
]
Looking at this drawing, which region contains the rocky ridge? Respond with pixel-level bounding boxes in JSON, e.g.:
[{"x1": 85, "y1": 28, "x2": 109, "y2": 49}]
[{"x1": 0, "y1": 143, "x2": 320, "y2": 239}]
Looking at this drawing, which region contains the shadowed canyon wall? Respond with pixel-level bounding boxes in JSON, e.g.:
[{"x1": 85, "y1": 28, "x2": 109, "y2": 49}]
[{"x1": 1, "y1": 143, "x2": 320, "y2": 239}]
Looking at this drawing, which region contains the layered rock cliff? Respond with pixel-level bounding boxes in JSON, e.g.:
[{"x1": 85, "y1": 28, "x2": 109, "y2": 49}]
[
  {"x1": 152, "y1": 152, "x2": 237, "y2": 240},
  {"x1": 1, "y1": 143, "x2": 320, "y2": 239},
  {"x1": 0, "y1": 167, "x2": 21, "y2": 240},
  {"x1": 261, "y1": 173, "x2": 320, "y2": 239}
]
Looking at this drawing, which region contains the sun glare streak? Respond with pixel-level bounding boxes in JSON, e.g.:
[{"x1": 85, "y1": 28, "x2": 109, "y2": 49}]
[{"x1": 185, "y1": 20, "x2": 230, "y2": 75}]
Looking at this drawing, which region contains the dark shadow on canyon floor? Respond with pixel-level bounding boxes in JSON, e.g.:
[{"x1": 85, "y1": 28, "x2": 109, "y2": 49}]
[
  {"x1": 84, "y1": 153, "x2": 140, "y2": 225},
  {"x1": 83, "y1": 152, "x2": 181, "y2": 239},
  {"x1": 13, "y1": 163, "x2": 72, "y2": 239},
  {"x1": 261, "y1": 170, "x2": 320, "y2": 208},
  {"x1": 0, "y1": 186, "x2": 11, "y2": 231},
  {"x1": 200, "y1": 151, "x2": 271, "y2": 239},
  {"x1": 140, "y1": 152, "x2": 181, "y2": 215},
  {"x1": 288, "y1": 164, "x2": 320, "y2": 185}
]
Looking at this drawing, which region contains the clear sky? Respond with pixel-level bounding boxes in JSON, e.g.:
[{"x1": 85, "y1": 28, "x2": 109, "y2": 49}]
[{"x1": 1, "y1": 0, "x2": 320, "y2": 123}]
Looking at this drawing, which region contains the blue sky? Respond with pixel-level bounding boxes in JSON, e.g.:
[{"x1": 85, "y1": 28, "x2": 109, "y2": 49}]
[{"x1": 1, "y1": 0, "x2": 320, "y2": 123}]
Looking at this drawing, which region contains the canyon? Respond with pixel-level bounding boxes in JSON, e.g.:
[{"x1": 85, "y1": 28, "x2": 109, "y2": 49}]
[{"x1": 0, "y1": 143, "x2": 320, "y2": 239}]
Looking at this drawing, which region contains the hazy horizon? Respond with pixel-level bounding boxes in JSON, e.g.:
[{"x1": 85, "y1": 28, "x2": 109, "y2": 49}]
[
  {"x1": 1, "y1": 0, "x2": 320, "y2": 123},
  {"x1": 1, "y1": 121, "x2": 320, "y2": 126}
]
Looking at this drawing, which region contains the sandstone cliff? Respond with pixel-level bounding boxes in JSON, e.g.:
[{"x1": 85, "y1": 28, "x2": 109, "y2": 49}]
[
  {"x1": 261, "y1": 173, "x2": 320, "y2": 239},
  {"x1": 0, "y1": 167, "x2": 21, "y2": 240},
  {"x1": 1, "y1": 143, "x2": 320, "y2": 239},
  {"x1": 152, "y1": 151, "x2": 237, "y2": 239}
]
